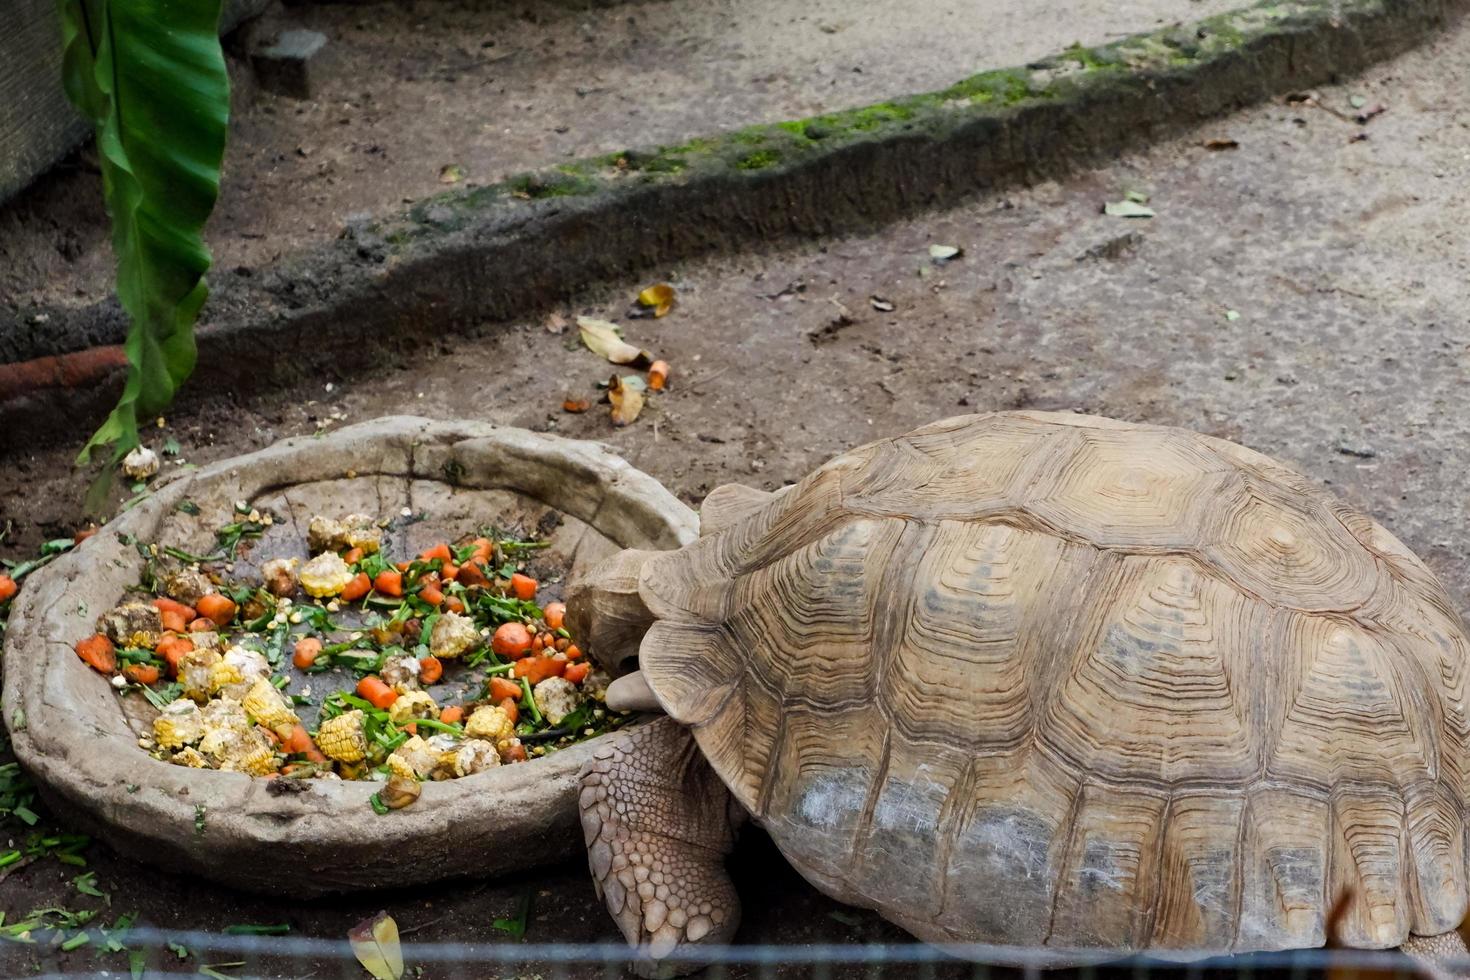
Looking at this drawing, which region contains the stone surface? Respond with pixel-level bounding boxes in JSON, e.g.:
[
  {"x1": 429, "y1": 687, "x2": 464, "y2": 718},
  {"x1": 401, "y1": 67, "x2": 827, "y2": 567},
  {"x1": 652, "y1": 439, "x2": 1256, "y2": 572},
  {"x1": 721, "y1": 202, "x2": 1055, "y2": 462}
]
[{"x1": 0, "y1": 416, "x2": 696, "y2": 896}]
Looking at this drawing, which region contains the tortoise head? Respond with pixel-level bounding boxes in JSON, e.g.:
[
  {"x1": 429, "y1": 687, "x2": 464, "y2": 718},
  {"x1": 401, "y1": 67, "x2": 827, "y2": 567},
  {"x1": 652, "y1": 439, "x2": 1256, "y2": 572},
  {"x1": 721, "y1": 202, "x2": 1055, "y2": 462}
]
[{"x1": 566, "y1": 548, "x2": 664, "y2": 712}]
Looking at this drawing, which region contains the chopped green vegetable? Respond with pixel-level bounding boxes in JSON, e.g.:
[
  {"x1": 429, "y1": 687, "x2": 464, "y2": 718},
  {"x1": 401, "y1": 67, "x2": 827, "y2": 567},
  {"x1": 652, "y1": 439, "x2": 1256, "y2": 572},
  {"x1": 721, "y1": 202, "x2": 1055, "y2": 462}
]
[{"x1": 492, "y1": 890, "x2": 533, "y2": 940}]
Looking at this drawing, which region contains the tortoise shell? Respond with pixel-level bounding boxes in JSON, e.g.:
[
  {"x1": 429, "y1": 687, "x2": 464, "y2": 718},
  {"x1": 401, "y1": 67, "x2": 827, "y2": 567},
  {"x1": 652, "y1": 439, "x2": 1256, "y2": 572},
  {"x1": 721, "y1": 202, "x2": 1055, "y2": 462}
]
[{"x1": 636, "y1": 411, "x2": 1470, "y2": 954}]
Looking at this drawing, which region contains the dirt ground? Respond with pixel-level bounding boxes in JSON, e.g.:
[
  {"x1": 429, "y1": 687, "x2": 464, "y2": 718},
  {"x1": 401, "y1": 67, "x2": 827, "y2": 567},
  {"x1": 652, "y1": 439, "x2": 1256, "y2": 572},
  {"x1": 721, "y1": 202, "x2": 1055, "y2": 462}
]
[
  {"x1": 3, "y1": 2, "x2": 1470, "y2": 978},
  {"x1": 0, "y1": 0, "x2": 1241, "y2": 316}
]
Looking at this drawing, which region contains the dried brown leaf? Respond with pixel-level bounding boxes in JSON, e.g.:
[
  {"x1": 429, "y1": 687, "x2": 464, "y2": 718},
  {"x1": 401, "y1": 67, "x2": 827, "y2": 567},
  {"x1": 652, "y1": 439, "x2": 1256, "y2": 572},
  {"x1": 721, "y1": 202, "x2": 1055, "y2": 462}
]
[
  {"x1": 578, "y1": 317, "x2": 651, "y2": 367},
  {"x1": 1202, "y1": 138, "x2": 1239, "y2": 151},
  {"x1": 349, "y1": 912, "x2": 404, "y2": 980},
  {"x1": 562, "y1": 396, "x2": 590, "y2": 414}
]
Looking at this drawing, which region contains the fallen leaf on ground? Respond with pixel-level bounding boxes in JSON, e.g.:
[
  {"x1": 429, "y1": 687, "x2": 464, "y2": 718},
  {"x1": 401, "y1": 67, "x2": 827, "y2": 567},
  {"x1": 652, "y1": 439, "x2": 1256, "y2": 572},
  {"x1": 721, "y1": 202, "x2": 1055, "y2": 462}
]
[
  {"x1": 544, "y1": 312, "x2": 568, "y2": 334},
  {"x1": 1202, "y1": 138, "x2": 1238, "y2": 150},
  {"x1": 349, "y1": 912, "x2": 403, "y2": 980},
  {"x1": 609, "y1": 375, "x2": 645, "y2": 426},
  {"x1": 438, "y1": 164, "x2": 464, "y2": 184},
  {"x1": 1103, "y1": 200, "x2": 1155, "y2": 219},
  {"x1": 1224, "y1": 309, "x2": 1240, "y2": 322},
  {"x1": 578, "y1": 317, "x2": 652, "y2": 367},
  {"x1": 1349, "y1": 94, "x2": 1368, "y2": 109},
  {"x1": 928, "y1": 244, "x2": 962, "y2": 262},
  {"x1": 869, "y1": 296, "x2": 895, "y2": 312},
  {"x1": 562, "y1": 396, "x2": 590, "y2": 413},
  {"x1": 636, "y1": 283, "x2": 676, "y2": 318},
  {"x1": 648, "y1": 360, "x2": 670, "y2": 390}
]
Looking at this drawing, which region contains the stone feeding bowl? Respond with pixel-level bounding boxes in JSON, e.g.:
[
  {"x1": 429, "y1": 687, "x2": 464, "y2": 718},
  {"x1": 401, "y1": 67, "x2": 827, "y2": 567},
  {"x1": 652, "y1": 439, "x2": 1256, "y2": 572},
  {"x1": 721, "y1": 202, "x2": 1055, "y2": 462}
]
[{"x1": 2, "y1": 417, "x2": 696, "y2": 895}]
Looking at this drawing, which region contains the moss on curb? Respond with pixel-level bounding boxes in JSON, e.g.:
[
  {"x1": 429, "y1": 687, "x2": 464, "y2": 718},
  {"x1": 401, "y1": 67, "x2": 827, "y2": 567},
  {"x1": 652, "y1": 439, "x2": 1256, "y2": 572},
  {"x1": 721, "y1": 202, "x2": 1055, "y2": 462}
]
[{"x1": 373, "y1": 0, "x2": 1408, "y2": 251}]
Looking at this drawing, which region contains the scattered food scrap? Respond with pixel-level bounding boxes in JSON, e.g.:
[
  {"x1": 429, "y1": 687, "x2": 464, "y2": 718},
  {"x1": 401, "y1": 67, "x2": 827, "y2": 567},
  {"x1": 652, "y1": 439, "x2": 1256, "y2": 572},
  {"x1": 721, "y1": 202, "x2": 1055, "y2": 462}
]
[
  {"x1": 75, "y1": 507, "x2": 623, "y2": 806},
  {"x1": 648, "y1": 360, "x2": 670, "y2": 391}
]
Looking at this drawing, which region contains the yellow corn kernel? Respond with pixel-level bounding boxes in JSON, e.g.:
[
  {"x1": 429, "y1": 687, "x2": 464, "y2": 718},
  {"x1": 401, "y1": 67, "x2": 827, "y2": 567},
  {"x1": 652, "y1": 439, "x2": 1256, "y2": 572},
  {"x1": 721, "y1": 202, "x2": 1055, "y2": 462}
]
[
  {"x1": 171, "y1": 747, "x2": 209, "y2": 768},
  {"x1": 317, "y1": 710, "x2": 369, "y2": 763},
  {"x1": 153, "y1": 699, "x2": 205, "y2": 750},
  {"x1": 242, "y1": 678, "x2": 299, "y2": 732},
  {"x1": 386, "y1": 753, "x2": 417, "y2": 781},
  {"x1": 387, "y1": 690, "x2": 437, "y2": 725},
  {"x1": 464, "y1": 704, "x2": 514, "y2": 745}
]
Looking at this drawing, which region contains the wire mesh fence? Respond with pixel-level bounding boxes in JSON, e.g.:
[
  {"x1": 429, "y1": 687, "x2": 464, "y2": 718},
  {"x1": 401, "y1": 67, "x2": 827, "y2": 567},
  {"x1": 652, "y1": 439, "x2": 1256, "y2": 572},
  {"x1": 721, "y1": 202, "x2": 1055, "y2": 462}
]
[{"x1": 0, "y1": 930, "x2": 1451, "y2": 980}]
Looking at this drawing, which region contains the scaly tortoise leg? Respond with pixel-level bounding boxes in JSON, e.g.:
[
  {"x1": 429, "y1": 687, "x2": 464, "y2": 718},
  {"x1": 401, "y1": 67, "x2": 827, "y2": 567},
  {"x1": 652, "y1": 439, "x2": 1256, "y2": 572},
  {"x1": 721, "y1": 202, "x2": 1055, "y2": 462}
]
[
  {"x1": 579, "y1": 716, "x2": 743, "y2": 978},
  {"x1": 1402, "y1": 931, "x2": 1470, "y2": 980}
]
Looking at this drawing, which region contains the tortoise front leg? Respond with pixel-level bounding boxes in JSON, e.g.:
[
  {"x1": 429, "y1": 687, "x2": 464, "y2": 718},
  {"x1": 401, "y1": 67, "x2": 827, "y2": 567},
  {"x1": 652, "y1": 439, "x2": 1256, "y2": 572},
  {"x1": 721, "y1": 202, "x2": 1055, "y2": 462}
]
[
  {"x1": 579, "y1": 716, "x2": 743, "y2": 978},
  {"x1": 1401, "y1": 931, "x2": 1470, "y2": 980}
]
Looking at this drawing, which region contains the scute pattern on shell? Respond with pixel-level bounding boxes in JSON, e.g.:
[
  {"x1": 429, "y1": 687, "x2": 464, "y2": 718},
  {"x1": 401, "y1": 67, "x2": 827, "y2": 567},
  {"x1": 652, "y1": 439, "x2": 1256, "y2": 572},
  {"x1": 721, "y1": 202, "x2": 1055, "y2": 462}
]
[{"x1": 637, "y1": 411, "x2": 1470, "y2": 955}]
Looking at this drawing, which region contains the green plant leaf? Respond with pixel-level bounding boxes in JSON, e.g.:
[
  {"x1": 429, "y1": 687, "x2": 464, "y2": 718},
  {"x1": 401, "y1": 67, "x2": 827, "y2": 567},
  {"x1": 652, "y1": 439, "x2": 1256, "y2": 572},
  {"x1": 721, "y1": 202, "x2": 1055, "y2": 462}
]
[{"x1": 57, "y1": 0, "x2": 229, "y2": 488}]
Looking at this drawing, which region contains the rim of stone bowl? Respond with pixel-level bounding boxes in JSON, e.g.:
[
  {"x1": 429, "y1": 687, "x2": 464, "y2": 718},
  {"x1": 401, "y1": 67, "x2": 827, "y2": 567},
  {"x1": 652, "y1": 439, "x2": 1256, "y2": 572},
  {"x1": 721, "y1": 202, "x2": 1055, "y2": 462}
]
[{"x1": 1, "y1": 416, "x2": 697, "y2": 895}]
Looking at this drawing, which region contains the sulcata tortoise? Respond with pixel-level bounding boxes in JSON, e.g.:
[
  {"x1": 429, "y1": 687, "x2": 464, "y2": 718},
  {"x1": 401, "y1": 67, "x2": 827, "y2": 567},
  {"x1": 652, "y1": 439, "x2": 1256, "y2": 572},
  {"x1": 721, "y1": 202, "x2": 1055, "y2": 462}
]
[{"x1": 568, "y1": 411, "x2": 1470, "y2": 975}]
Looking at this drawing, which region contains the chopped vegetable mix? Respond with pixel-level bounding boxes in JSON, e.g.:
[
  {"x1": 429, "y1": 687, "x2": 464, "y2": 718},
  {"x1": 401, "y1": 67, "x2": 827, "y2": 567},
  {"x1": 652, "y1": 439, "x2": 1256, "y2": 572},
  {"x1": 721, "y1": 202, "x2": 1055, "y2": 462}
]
[{"x1": 80, "y1": 509, "x2": 626, "y2": 809}]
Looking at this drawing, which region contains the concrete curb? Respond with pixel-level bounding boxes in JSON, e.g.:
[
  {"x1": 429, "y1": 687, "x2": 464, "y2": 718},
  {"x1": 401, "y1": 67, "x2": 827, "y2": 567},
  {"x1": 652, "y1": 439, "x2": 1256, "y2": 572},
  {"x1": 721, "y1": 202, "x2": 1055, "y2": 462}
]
[{"x1": 1, "y1": 0, "x2": 1460, "y2": 449}]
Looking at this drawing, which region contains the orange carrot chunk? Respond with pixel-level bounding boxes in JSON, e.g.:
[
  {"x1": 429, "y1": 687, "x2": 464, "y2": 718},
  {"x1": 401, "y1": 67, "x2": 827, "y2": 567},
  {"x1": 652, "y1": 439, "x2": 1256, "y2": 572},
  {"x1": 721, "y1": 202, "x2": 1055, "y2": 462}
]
[
  {"x1": 75, "y1": 634, "x2": 117, "y2": 674},
  {"x1": 509, "y1": 573, "x2": 538, "y2": 600},
  {"x1": 152, "y1": 597, "x2": 197, "y2": 622},
  {"x1": 343, "y1": 547, "x2": 364, "y2": 565},
  {"x1": 156, "y1": 636, "x2": 195, "y2": 676},
  {"x1": 439, "y1": 705, "x2": 465, "y2": 725},
  {"x1": 373, "y1": 570, "x2": 403, "y2": 598},
  {"x1": 419, "y1": 656, "x2": 444, "y2": 685},
  {"x1": 123, "y1": 663, "x2": 161, "y2": 685},
  {"x1": 542, "y1": 602, "x2": 566, "y2": 631},
  {"x1": 0, "y1": 576, "x2": 15, "y2": 604},
  {"x1": 564, "y1": 644, "x2": 583, "y2": 661},
  {"x1": 444, "y1": 596, "x2": 465, "y2": 614},
  {"x1": 491, "y1": 622, "x2": 533, "y2": 659},
  {"x1": 564, "y1": 662, "x2": 591, "y2": 685},
  {"x1": 160, "y1": 610, "x2": 188, "y2": 634},
  {"x1": 456, "y1": 561, "x2": 489, "y2": 587},
  {"x1": 195, "y1": 594, "x2": 237, "y2": 625},
  {"x1": 356, "y1": 675, "x2": 398, "y2": 710},
  {"x1": 420, "y1": 543, "x2": 452, "y2": 563},
  {"x1": 188, "y1": 617, "x2": 216, "y2": 633},
  {"x1": 498, "y1": 697, "x2": 519, "y2": 725},
  {"x1": 488, "y1": 676, "x2": 523, "y2": 702},
  {"x1": 419, "y1": 585, "x2": 444, "y2": 608},
  {"x1": 512, "y1": 656, "x2": 565, "y2": 684},
  {"x1": 292, "y1": 637, "x2": 323, "y2": 670},
  {"x1": 339, "y1": 572, "x2": 372, "y2": 602}
]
